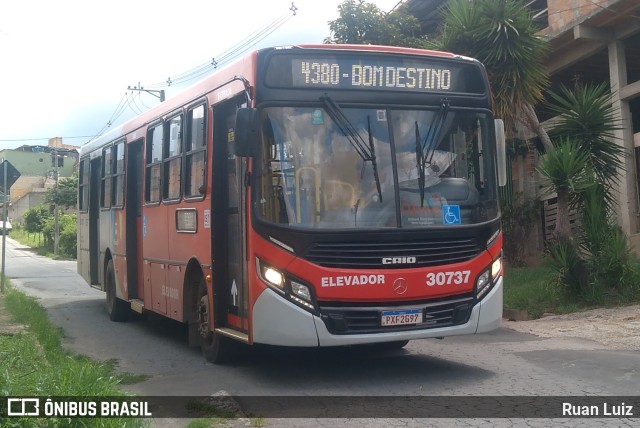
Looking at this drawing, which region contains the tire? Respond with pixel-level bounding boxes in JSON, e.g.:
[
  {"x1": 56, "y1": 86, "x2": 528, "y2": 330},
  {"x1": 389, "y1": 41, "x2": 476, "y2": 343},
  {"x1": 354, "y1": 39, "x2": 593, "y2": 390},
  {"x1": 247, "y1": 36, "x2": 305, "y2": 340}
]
[
  {"x1": 105, "y1": 259, "x2": 129, "y2": 322},
  {"x1": 197, "y1": 277, "x2": 235, "y2": 364}
]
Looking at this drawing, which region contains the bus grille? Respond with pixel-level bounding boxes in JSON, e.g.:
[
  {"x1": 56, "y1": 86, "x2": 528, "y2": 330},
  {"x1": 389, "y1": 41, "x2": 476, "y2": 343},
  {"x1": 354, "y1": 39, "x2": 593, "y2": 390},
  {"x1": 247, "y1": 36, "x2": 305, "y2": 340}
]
[
  {"x1": 319, "y1": 298, "x2": 474, "y2": 335},
  {"x1": 305, "y1": 238, "x2": 481, "y2": 269}
]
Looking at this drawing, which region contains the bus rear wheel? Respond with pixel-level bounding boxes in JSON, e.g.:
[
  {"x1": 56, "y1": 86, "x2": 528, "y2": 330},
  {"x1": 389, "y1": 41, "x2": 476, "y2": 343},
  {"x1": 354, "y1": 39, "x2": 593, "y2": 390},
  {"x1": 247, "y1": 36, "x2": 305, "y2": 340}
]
[
  {"x1": 105, "y1": 260, "x2": 128, "y2": 322},
  {"x1": 197, "y1": 278, "x2": 234, "y2": 364}
]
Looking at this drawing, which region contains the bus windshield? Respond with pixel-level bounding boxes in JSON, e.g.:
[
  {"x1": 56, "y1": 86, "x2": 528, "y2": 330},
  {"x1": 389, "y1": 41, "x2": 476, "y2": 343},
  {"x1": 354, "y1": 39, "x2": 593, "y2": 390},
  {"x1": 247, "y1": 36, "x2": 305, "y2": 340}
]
[{"x1": 255, "y1": 105, "x2": 499, "y2": 229}]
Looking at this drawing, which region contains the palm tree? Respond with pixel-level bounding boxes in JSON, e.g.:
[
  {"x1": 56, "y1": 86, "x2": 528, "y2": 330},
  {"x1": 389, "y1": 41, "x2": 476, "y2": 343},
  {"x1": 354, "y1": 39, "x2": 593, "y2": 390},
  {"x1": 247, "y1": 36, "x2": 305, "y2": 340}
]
[
  {"x1": 537, "y1": 138, "x2": 591, "y2": 241},
  {"x1": 547, "y1": 82, "x2": 624, "y2": 214},
  {"x1": 430, "y1": 0, "x2": 552, "y2": 150},
  {"x1": 539, "y1": 83, "x2": 630, "y2": 298}
]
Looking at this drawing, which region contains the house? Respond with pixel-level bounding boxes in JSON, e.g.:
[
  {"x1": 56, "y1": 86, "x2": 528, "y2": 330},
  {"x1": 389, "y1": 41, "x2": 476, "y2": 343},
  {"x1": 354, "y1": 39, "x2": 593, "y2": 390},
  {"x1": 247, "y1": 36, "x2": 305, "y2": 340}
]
[{"x1": 1, "y1": 138, "x2": 79, "y2": 225}]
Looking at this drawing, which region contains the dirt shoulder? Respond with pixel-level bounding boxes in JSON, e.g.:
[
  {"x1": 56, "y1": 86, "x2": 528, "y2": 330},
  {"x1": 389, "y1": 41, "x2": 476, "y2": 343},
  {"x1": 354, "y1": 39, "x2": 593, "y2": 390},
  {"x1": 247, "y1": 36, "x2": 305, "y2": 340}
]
[
  {"x1": 502, "y1": 304, "x2": 640, "y2": 351},
  {"x1": 0, "y1": 294, "x2": 26, "y2": 335}
]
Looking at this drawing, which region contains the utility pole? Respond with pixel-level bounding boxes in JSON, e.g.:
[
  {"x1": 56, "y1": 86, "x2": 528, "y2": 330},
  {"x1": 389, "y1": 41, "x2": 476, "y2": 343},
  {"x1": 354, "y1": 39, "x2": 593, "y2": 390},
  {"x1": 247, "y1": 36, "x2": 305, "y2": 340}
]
[
  {"x1": 2, "y1": 158, "x2": 7, "y2": 293},
  {"x1": 127, "y1": 82, "x2": 165, "y2": 102},
  {"x1": 53, "y1": 149, "x2": 59, "y2": 256}
]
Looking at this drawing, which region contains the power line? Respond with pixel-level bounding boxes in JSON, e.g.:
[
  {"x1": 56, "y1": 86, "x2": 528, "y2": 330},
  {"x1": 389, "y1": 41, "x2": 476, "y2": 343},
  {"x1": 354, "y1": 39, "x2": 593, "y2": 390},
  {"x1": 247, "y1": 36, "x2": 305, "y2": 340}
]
[
  {"x1": 147, "y1": 3, "x2": 298, "y2": 89},
  {"x1": 0, "y1": 136, "x2": 94, "y2": 142},
  {"x1": 84, "y1": 2, "x2": 298, "y2": 145},
  {"x1": 128, "y1": 92, "x2": 145, "y2": 115},
  {"x1": 86, "y1": 92, "x2": 129, "y2": 143}
]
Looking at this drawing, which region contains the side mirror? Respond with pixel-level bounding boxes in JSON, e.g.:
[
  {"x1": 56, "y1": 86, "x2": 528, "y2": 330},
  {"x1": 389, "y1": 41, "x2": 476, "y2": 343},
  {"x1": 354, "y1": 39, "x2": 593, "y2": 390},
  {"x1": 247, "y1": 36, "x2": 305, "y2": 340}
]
[
  {"x1": 494, "y1": 119, "x2": 507, "y2": 187},
  {"x1": 235, "y1": 108, "x2": 258, "y2": 157}
]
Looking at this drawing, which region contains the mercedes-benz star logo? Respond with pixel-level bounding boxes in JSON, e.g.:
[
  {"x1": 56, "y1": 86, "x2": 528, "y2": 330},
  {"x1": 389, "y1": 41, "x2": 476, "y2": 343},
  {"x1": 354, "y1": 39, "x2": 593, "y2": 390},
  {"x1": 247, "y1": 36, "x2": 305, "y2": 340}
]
[{"x1": 393, "y1": 278, "x2": 408, "y2": 295}]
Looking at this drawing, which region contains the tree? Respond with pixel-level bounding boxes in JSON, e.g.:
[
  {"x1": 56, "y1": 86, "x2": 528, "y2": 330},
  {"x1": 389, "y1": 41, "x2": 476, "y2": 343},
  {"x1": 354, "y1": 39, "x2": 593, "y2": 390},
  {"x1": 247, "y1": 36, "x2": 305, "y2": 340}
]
[
  {"x1": 538, "y1": 83, "x2": 634, "y2": 302},
  {"x1": 539, "y1": 82, "x2": 624, "y2": 240},
  {"x1": 428, "y1": 0, "x2": 578, "y2": 242},
  {"x1": 23, "y1": 205, "x2": 51, "y2": 235},
  {"x1": 325, "y1": 0, "x2": 426, "y2": 48},
  {"x1": 547, "y1": 82, "x2": 624, "y2": 212},
  {"x1": 537, "y1": 138, "x2": 590, "y2": 241},
  {"x1": 46, "y1": 174, "x2": 78, "y2": 209},
  {"x1": 429, "y1": 0, "x2": 551, "y2": 149}
]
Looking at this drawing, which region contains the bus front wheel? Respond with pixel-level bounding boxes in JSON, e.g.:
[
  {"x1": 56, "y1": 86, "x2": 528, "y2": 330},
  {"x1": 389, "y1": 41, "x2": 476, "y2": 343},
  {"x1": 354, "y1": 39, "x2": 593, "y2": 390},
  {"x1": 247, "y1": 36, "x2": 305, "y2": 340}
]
[
  {"x1": 105, "y1": 260, "x2": 128, "y2": 322},
  {"x1": 197, "y1": 278, "x2": 234, "y2": 364}
]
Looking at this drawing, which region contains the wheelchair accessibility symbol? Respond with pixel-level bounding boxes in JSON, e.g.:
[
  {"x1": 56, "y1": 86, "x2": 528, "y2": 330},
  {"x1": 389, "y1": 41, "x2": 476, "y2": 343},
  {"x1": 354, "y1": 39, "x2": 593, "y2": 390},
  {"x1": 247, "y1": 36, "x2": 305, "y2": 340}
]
[{"x1": 442, "y1": 205, "x2": 461, "y2": 225}]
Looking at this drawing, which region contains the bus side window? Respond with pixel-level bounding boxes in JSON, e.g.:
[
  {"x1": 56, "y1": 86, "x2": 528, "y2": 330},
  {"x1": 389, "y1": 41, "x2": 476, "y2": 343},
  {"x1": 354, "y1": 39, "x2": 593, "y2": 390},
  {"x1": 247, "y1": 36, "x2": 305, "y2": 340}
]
[
  {"x1": 146, "y1": 124, "x2": 163, "y2": 204},
  {"x1": 113, "y1": 141, "x2": 125, "y2": 208},
  {"x1": 163, "y1": 114, "x2": 183, "y2": 201},
  {"x1": 185, "y1": 104, "x2": 206, "y2": 198},
  {"x1": 101, "y1": 145, "x2": 113, "y2": 209},
  {"x1": 79, "y1": 158, "x2": 89, "y2": 212}
]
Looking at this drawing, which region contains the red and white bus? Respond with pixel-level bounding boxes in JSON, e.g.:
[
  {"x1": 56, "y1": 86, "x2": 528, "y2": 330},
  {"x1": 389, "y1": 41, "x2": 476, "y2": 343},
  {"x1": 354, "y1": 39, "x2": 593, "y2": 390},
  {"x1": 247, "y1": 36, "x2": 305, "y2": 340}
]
[{"x1": 78, "y1": 44, "x2": 506, "y2": 363}]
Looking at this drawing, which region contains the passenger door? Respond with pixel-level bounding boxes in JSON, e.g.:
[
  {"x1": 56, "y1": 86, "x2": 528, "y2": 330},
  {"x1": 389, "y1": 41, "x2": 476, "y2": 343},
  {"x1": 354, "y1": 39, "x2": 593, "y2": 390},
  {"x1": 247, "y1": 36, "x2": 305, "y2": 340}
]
[{"x1": 211, "y1": 95, "x2": 249, "y2": 332}]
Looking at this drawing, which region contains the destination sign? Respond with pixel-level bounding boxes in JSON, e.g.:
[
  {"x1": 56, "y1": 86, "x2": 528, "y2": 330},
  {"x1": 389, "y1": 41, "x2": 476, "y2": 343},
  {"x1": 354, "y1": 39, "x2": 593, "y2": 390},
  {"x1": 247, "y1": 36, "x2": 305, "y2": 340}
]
[
  {"x1": 297, "y1": 60, "x2": 452, "y2": 90},
  {"x1": 264, "y1": 54, "x2": 485, "y2": 94}
]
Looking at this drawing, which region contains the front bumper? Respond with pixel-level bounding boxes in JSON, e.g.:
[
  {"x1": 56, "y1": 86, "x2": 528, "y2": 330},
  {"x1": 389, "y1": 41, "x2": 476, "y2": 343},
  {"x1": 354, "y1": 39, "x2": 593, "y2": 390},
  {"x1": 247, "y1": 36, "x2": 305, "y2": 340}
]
[{"x1": 252, "y1": 276, "x2": 503, "y2": 347}]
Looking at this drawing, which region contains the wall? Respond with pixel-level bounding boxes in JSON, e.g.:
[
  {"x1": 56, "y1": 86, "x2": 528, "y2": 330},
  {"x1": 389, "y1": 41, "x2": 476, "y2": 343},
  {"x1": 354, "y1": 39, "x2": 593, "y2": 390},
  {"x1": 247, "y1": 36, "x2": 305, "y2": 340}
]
[
  {"x1": 7, "y1": 190, "x2": 47, "y2": 226},
  {"x1": 9, "y1": 176, "x2": 45, "y2": 202},
  {"x1": 0, "y1": 149, "x2": 75, "y2": 178},
  {"x1": 547, "y1": 0, "x2": 618, "y2": 33}
]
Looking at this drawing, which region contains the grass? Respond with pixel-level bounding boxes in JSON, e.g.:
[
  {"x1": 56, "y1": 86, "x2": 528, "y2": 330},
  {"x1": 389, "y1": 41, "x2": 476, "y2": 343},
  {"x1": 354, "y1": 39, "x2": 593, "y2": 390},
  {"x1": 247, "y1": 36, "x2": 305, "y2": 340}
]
[
  {"x1": 0, "y1": 281, "x2": 146, "y2": 428},
  {"x1": 103, "y1": 359, "x2": 152, "y2": 385},
  {"x1": 6, "y1": 228, "x2": 56, "y2": 258},
  {"x1": 503, "y1": 260, "x2": 640, "y2": 318},
  {"x1": 503, "y1": 262, "x2": 579, "y2": 318},
  {"x1": 185, "y1": 417, "x2": 266, "y2": 428},
  {"x1": 185, "y1": 419, "x2": 228, "y2": 428}
]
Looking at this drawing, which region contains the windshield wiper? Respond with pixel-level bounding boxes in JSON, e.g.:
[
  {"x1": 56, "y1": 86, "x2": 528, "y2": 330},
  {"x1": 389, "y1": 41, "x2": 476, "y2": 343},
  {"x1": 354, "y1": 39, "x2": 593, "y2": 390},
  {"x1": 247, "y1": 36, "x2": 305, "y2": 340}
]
[
  {"x1": 414, "y1": 98, "x2": 450, "y2": 207},
  {"x1": 320, "y1": 94, "x2": 383, "y2": 203},
  {"x1": 366, "y1": 115, "x2": 383, "y2": 203},
  {"x1": 415, "y1": 122, "x2": 426, "y2": 207}
]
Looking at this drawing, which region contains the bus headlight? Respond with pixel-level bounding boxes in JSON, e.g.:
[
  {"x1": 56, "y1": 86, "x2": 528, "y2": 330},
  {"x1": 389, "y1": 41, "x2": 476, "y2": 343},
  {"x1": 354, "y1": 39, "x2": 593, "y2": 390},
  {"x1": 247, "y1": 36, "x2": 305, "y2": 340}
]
[
  {"x1": 257, "y1": 261, "x2": 285, "y2": 291},
  {"x1": 256, "y1": 258, "x2": 318, "y2": 313},
  {"x1": 264, "y1": 267, "x2": 285, "y2": 289},
  {"x1": 491, "y1": 257, "x2": 502, "y2": 280},
  {"x1": 477, "y1": 255, "x2": 502, "y2": 300},
  {"x1": 476, "y1": 270, "x2": 491, "y2": 298},
  {"x1": 290, "y1": 280, "x2": 315, "y2": 310},
  {"x1": 291, "y1": 280, "x2": 312, "y2": 302}
]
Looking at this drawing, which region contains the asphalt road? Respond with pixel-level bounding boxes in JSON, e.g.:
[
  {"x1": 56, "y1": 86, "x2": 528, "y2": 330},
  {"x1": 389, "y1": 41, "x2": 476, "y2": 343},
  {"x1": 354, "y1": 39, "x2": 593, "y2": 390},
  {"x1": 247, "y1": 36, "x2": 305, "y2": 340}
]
[{"x1": 3, "y1": 236, "x2": 639, "y2": 427}]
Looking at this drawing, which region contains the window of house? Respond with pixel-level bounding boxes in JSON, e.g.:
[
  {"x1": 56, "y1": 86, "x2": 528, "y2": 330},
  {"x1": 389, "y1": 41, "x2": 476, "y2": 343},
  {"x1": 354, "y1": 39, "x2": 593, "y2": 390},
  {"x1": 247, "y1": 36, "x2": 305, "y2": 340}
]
[
  {"x1": 113, "y1": 141, "x2": 125, "y2": 207},
  {"x1": 145, "y1": 124, "x2": 163, "y2": 204},
  {"x1": 185, "y1": 104, "x2": 206, "y2": 198},
  {"x1": 51, "y1": 154, "x2": 64, "y2": 168},
  {"x1": 163, "y1": 115, "x2": 183, "y2": 201}
]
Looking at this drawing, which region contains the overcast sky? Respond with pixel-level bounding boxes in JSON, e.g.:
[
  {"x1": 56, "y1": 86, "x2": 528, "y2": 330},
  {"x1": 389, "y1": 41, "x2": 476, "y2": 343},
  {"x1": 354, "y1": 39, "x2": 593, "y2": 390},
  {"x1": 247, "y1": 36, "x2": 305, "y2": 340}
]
[{"x1": 0, "y1": 0, "x2": 401, "y2": 149}]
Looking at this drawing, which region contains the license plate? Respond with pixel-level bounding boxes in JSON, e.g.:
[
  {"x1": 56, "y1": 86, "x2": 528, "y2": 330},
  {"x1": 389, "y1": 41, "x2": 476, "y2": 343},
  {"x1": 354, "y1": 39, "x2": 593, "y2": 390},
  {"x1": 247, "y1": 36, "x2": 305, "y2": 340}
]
[{"x1": 380, "y1": 309, "x2": 422, "y2": 326}]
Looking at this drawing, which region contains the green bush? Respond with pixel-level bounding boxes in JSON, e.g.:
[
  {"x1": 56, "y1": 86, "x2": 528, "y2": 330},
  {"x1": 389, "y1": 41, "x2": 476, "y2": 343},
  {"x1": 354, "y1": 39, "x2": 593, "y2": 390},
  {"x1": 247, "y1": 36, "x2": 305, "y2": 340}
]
[
  {"x1": 547, "y1": 184, "x2": 640, "y2": 305},
  {"x1": 23, "y1": 205, "x2": 51, "y2": 235},
  {"x1": 59, "y1": 215, "x2": 77, "y2": 258},
  {"x1": 42, "y1": 212, "x2": 77, "y2": 258}
]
